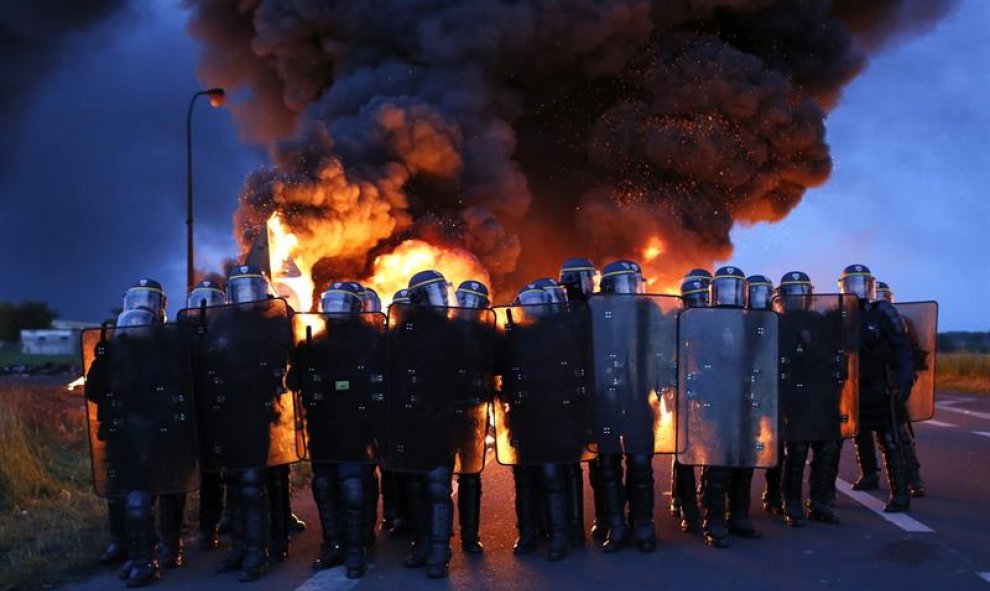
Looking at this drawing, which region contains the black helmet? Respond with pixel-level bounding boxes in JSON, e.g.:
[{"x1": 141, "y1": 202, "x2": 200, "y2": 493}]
[
  {"x1": 123, "y1": 278, "x2": 167, "y2": 322},
  {"x1": 408, "y1": 269, "x2": 450, "y2": 307},
  {"x1": 680, "y1": 279, "x2": 710, "y2": 308},
  {"x1": 683, "y1": 268, "x2": 713, "y2": 285},
  {"x1": 532, "y1": 278, "x2": 568, "y2": 303},
  {"x1": 456, "y1": 280, "x2": 490, "y2": 309},
  {"x1": 362, "y1": 287, "x2": 382, "y2": 313},
  {"x1": 227, "y1": 264, "x2": 270, "y2": 304},
  {"x1": 559, "y1": 257, "x2": 596, "y2": 301},
  {"x1": 514, "y1": 282, "x2": 550, "y2": 306},
  {"x1": 838, "y1": 263, "x2": 875, "y2": 301},
  {"x1": 187, "y1": 280, "x2": 225, "y2": 308},
  {"x1": 391, "y1": 289, "x2": 411, "y2": 306},
  {"x1": 875, "y1": 281, "x2": 893, "y2": 303},
  {"x1": 778, "y1": 271, "x2": 813, "y2": 297},
  {"x1": 746, "y1": 275, "x2": 773, "y2": 310},
  {"x1": 712, "y1": 265, "x2": 746, "y2": 308},
  {"x1": 600, "y1": 260, "x2": 644, "y2": 294},
  {"x1": 320, "y1": 281, "x2": 364, "y2": 313}
]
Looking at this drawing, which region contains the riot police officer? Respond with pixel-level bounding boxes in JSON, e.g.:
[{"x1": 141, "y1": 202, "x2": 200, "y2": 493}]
[
  {"x1": 748, "y1": 276, "x2": 784, "y2": 516},
  {"x1": 711, "y1": 267, "x2": 762, "y2": 540},
  {"x1": 557, "y1": 258, "x2": 598, "y2": 546},
  {"x1": 672, "y1": 272, "x2": 710, "y2": 534},
  {"x1": 97, "y1": 279, "x2": 168, "y2": 570},
  {"x1": 453, "y1": 280, "x2": 492, "y2": 554},
  {"x1": 594, "y1": 260, "x2": 658, "y2": 553},
  {"x1": 380, "y1": 289, "x2": 411, "y2": 538},
  {"x1": 776, "y1": 271, "x2": 843, "y2": 526},
  {"x1": 187, "y1": 281, "x2": 228, "y2": 551},
  {"x1": 840, "y1": 266, "x2": 915, "y2": 512},
  {"x1": 300, "y1": 281, "x2": 378, "y2": 578}
]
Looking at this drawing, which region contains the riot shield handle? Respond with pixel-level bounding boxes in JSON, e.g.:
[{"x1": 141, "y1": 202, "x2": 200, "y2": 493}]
[{"x1": 506, "y1": 308, "x2": 515, "y2": 328}]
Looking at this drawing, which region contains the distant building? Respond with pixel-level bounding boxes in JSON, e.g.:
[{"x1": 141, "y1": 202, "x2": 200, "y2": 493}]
[{"x1": 20, "y1": 320, "x2": 99, "y2": 356}]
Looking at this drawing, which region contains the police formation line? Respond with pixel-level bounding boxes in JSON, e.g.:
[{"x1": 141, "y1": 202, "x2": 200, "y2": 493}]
[{"x1": 82, "y1": 260, "x2": 936, "y2": 587}]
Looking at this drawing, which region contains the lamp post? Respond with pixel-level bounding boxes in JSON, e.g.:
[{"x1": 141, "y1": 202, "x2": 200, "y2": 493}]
[{"x1": 186, "y1": 87, "x2": 225, "y2": 292}]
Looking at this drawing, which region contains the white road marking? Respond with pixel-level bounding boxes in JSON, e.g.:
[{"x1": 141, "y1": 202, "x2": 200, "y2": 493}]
[
  {"x1": 972, "y1": 431, "x2": 990, "y2": 439},
  {"x1": 835, "y1": 478, "x2": 935, "y2": 533},
  {"x1": 935, "y1": 398, "x2": 972, "y2": 407},
  {"x1": 936, "y1": 405, "x2": 990, "y2": 422},
  {"x1": 921, "y1": 419, "x2": 957, "y2": 428},
  {"x1": 293, "y1": 567, "x2": 362, "y2": 591},
  {"x1": 977, "y1": 572, "x2": 990, "y2": 583}
]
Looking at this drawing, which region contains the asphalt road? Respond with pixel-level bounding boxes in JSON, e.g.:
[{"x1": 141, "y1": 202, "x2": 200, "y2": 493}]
[{"x1": 63, "y1": 391, "x2": 990, "y2": 591}]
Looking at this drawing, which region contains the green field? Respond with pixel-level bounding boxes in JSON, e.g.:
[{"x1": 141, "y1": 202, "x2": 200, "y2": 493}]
[{"x1": 0, "y1": 347, "x2": 77, "y2": 367}]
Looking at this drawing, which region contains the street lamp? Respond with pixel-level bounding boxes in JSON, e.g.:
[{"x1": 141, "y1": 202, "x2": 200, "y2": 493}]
[{"x1": 186, "y1": 87, "x2": 225, "y2": 292}]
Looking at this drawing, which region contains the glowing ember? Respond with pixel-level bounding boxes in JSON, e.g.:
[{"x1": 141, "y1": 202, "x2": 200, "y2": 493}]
[
  {"x1": 363, "y1": 239, "x2": 492, "y2": 307},
  {"x1": 268, "y1": 213, "x2": 316, "y2": 311}
]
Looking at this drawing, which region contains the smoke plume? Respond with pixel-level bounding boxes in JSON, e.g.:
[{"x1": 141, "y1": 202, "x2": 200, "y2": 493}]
[{"x1": 185, "y1": 0, "x2": 957, "y2": 297}]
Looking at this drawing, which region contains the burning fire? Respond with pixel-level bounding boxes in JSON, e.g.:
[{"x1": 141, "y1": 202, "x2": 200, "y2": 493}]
[
  {"x1": 268, "y1": 213, "x2": 316, "y2": 311},
  {"x1": 362, "y1": 239, "x2": 492, "y2": 307}
]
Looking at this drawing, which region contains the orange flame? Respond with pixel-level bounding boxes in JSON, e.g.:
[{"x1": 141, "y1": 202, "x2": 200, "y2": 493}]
[
  {"x1": 268, "y1": 213, "x2": 316, "y2": 311},
  {"x1": 364, "y1": 239, "x2": 492, "y2": 307}
]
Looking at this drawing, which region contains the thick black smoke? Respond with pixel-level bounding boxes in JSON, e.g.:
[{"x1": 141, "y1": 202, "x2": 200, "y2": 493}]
[{"x1": 185, "y1": 0, "x2": 957, "y2": 295}]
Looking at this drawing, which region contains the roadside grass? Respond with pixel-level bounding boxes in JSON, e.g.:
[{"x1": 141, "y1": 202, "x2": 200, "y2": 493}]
[
  {"x1": 937, "y1": 352, "x2": 990, "y2": 394},
  {"x1": 0, "y1": 384, "x2": 104, "y2": 591}
]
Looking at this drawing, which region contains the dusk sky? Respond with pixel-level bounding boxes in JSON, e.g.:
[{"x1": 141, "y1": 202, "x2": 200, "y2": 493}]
[{"x1": 0, "y1": 0, "x2": 985, "y2": 330}]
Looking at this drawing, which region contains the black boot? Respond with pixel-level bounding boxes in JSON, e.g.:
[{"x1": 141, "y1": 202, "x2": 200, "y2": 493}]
[
  {"x1": 879, "y1": 430, "x2": 911, "y2": 513},
  {"x1": 311, "y1": 465, "x2": 344, "y2": 570},
  {"x1": 564, "y1": 463, "x2": 586, "y2": 548},
  {"x1": 852, "y1": 430, "x2": 880, "y2": 490},
  {"x1": 781, "y1": 442, "x2": 808, "y2": 527},
  {"x1": 381, "y1": 469, "x2": 409, "y2": 537},
  {"x1": 403, "y1": 475, "x2": 429, "y2": 568},
  {"x1": 700, "y1": 467, "x2": 729, "y2": 548},
  {"x1": 458, "y1": 473, "x2": 484, "y2": 553},
  {"x1": 668, "y1": 457, "x2": 681, "y2": 516},
  {"x1": 588, "y1": 458, "x2": 607, "y2": 541},
  {"x1": 542, "y1": 464, "x2": 569, "y2": 561},
  {"x1": 425, "y1": 467, "x2": 453, "y2": 579},
  {"x1": 674, "y1": 461, "x2": 700, "y2": 533},
  {"x1": 808, "y1": 441, "x2": 840, "y2": 524},
  {"x1": 158, "y1": 493, "x2": 186, "y2": 568},
  {"x1": 728, "y1": 468, "x2": 761, "y2": 538},
  {"x1": 899, "y1": 424, "x2": 926, "y2": 497},
  {"x1": 123, "y1": 491, "x2": 160, "y2": 588},
  {"x1": 762, "y1": 465, "x2": 784, "y2": 515},
  {"x1": 341, "y1": 466, "x2": 369, "y2": 579},
  {"x1": 599, "y1": 454, "x2": 629, "y2": 553},
  {"x1": 512, "y1": 466, "x2": 539, "y2": 555},
  {"x1": 100, "y1": 496, "x2": 127, "y2": 565},
  {"x1": 626, "y1": 455, "x2": 656, "y2": 552},
  {"x1": 238, "y1": 470, "x2": 269, "y2": 582},
  {"x1": 267, "y1": 466, "x2": 291, "y2": 563},
  {"x1": 198, "y1": 472, "x2": 223, "y2": 550},
  {"x1": 217, "y1": 476, "x2": 245, "y2": 573}
]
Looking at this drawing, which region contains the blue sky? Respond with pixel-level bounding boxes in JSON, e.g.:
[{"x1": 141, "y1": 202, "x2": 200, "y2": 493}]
[{"x1": 0, "y1": 0, "x2": 984, "y2": 329}]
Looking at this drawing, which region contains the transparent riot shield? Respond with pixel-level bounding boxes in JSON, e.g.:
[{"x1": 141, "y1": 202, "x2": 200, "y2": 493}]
[
  {"x1": 493, "y1": 302, "x2": 596, "y2": 466},
  {"x1": 176, "y1": 298, "x2": 298, "y2": 472},
  {"x1": 772, "y1": 294, "x2": 860, "y2": 441},
  {"x1": 291, "y1": 312, "x2": 386, "y2": 463},
  {"x1": 384, "y1": 303, "x2": 494, "y2": 474},
  {"x1": 81, "y1": 323, "x2": 200, "y2": 498},
  {"x1": 895, "y1": 301, "x2": 938, "y2": 422},
  {"x1": 676, "y1": 307, "x2": 778, "y2": 468},
  {"x1": 588, "y1": 294, "x2": 681, "y2": 455}
]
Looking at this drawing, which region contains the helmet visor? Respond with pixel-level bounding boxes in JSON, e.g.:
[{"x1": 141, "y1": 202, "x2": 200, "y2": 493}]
[
  {"x1": 115, "y1": 307, "x2": 158, "y2": 328},
  {"x1": 712, "y1": 277, "x2": 745, "y2": 307},
  {"x1": 187, "y1": 287, "x2": 225, "y2": 308},
  {"x1": 747, "y1": 285, "x2": 772, "y2": 310},
  {"x1": 413, "y1": 281, "x2": 450, "y2": 307},
  {"x1": 840, "y1": 275, "x2": 874, "y2": 300},
  {"x1": 321, "y1": 291, "x2": 363, "y2": 314},
  {"x1": 602, "y1": 273, "x2": 644, "y2": 295},
  {"x1": 228, "y1": 276, "x2": 270, "y2": 304},
  {"x1": 123, "y1": 288, "x2": 166, "y2": 317},
  {"x1": 456, "y1": 291, "x2": 489, "y2": 309}
]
